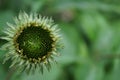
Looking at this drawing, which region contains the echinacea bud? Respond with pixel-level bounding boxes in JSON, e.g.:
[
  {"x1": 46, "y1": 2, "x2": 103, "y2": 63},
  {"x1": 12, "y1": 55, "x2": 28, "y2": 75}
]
[{"x1": 1, "y1": 12, "x2": 61, "y2": 74}]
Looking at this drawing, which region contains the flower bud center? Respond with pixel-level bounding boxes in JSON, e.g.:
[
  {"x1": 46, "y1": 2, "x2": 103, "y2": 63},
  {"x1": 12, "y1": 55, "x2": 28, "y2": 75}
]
[{"x1": 16, "y1": 26, "x2": 53, "y2": 59}]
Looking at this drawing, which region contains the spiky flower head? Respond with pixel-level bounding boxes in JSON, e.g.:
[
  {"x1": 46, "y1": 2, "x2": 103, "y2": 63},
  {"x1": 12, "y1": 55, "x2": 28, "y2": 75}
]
[{"x1": 1, "y1": 12, "x2": 61, "y2": 74}]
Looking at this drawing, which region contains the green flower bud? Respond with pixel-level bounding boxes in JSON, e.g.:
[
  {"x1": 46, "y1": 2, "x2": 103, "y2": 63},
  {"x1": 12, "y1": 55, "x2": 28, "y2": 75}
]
[{"x1": 1, "y1": 12, "x2": 61, "y2": 74}]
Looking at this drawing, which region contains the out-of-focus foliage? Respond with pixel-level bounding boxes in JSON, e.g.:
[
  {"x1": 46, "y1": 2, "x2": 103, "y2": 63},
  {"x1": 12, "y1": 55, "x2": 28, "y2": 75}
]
[{"x1": 0, "y1": 0, "x2": 120, "y2": 80}]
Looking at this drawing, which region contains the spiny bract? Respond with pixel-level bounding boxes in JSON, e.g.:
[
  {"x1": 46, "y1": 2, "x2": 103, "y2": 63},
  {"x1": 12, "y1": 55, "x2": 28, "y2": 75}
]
[{"x1": 1, "y1": 12, "x2": 61, "y2": 74}]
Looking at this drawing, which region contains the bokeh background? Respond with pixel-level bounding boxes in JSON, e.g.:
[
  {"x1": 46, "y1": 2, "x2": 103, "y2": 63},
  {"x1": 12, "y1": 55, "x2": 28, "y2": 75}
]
[{"x1": 1, "y1": 0, "x2": 120, "y2": 80}]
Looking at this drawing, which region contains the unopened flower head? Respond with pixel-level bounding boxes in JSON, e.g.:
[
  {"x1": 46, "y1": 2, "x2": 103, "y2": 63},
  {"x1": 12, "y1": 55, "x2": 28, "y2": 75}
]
[{"x1": 1, "y1": 12, "x2": 61, "y2": 74}]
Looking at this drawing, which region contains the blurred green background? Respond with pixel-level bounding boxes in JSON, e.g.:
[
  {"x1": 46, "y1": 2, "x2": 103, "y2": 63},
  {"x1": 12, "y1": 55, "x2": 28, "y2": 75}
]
[{"x1": 1, "y1": 0, "x2": 120, "y2": 80}]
